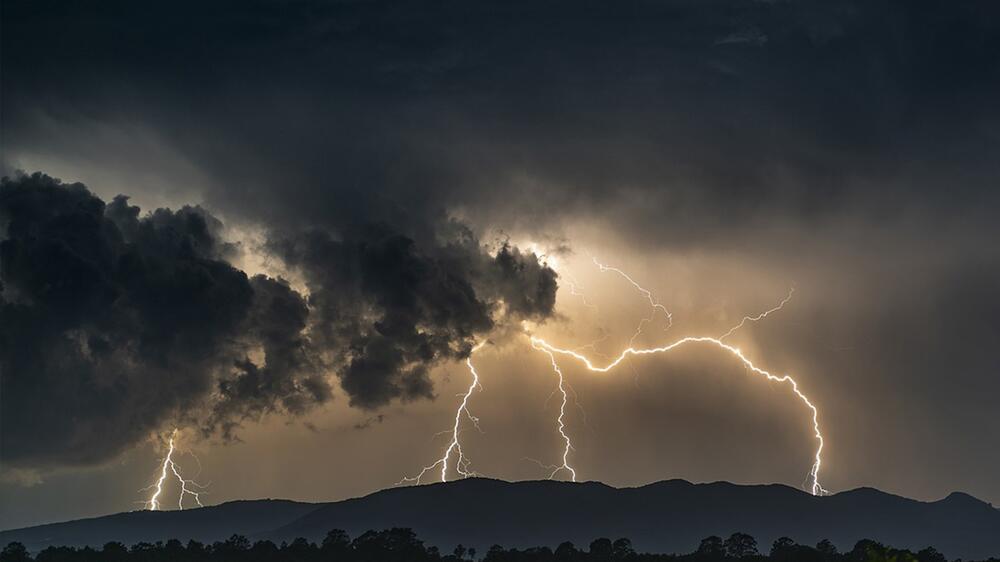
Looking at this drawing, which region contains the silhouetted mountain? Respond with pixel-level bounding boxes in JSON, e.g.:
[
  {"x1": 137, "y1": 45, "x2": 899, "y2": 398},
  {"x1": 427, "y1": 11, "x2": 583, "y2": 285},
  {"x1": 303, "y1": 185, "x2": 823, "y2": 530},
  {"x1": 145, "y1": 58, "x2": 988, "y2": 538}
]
[
  {"x1": 0, "y1": 500, "x2": 317, "y2": 553},
  {"x1": 3, "y1": 479, "x2": 998, "y2": 559}
]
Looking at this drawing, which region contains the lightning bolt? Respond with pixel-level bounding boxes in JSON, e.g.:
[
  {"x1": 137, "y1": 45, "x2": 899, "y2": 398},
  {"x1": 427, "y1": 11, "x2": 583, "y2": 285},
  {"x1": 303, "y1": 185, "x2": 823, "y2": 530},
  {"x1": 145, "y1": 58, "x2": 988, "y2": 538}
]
[
  {"x1": 398, "y1": 342, "x2": 486, "y2": 485},
  {"x1": 530, "y1": 335, "x2": 827, "y2": 495},
  {"x1": 592, "y1": 257, "x2": 673, "y2": 346},
  {"x1": 562, "y1": 270, "x2": 600, "y2": 312},
  {"x1": 531, "y1": 340, "x2": 578, "y2": 481},
  {"x1": 141, "y1": 429, "x2": 208, "y2": 510},
  {"x1": 719, "y1": 287, "x2": 796, "y2": 341},
  {"x1": 400, "y1": 253, "x2": 827, "y2": 497},
  {"x1": 531, "y1": 261, "x2": 825, "y2": 495}
]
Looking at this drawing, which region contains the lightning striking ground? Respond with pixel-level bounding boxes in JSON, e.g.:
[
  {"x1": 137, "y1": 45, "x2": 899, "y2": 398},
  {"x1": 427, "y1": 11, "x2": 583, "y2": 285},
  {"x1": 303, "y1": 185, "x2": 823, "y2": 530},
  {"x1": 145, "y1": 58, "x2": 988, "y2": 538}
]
[
  {"x1": 141, "y1": 429, "x2": 207, "y2": 510},
  {"x1": 399, "y1": 254, "x2": 828, "y2": 497},
  {"x1": 531, "y1": 340, "x2": 578, "y2": 482},
  {"x1": 529, "y1": 262, "x2": 826, "y2": 495},
  {"x1": 530, "y1": 335, "x2": 827, "y2": 495},
  {"x1": 398, "y1": 342, "x2": 487, "y2": 485}
]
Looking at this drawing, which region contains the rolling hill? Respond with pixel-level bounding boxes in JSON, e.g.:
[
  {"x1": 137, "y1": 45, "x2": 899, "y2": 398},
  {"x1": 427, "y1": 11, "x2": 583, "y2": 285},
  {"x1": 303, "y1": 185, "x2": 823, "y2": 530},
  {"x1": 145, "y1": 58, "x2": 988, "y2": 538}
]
[{"x1": 2, "y1": 479, "x2": 998, "y2": 559}]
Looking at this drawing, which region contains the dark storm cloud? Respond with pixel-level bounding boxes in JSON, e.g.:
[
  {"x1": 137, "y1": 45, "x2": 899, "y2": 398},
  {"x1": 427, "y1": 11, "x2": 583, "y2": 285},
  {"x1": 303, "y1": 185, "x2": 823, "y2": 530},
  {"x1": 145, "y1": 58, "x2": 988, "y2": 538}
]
[
  {"x1": 0, "y1": 174, "x2": 556, "y2": 468},
  {"x1": 0, "y1": 174, "x2": 304, "y2": 467},
  {"x1": 272, "y1": 226, "x2": 555, "y2": 409},
  {"x1": 4, "y1": 0, "x2": 998, "y2": 245},
  {"x1": 206, "y1": 274, "x2": 330, "y2": 440}
]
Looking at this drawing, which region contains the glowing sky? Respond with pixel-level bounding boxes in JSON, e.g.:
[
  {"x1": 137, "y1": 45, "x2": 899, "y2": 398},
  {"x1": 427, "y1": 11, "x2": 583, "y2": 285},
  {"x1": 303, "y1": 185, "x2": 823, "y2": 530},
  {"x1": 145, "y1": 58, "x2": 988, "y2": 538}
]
[{"x1": 2, "y1": 0, "x2": 999, "y2": 530}]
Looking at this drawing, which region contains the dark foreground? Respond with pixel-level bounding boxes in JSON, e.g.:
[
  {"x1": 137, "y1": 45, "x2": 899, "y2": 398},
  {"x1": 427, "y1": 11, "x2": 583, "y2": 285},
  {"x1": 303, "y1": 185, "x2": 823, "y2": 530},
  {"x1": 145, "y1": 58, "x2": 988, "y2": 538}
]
[
  {"x1": 3, "y1": 527, "x2": 999, "y2": 562},
  {"x1": 3, "y1": 479, "x2": 999, "y2": 559}
]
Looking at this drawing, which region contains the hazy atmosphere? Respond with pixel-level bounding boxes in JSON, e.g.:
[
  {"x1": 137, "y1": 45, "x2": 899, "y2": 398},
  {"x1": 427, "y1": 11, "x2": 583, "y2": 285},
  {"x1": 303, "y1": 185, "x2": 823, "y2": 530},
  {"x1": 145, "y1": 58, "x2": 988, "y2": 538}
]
[{"x1": 2, "y1": 0, "x2": 998, "y2": 534}]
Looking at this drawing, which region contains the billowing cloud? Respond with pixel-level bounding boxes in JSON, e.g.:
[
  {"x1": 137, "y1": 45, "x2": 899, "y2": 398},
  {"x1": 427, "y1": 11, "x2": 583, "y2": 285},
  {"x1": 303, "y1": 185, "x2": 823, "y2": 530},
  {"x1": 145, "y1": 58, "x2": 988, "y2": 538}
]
[{"x1": 0, "y1": 173, "x2": 557, "y2": 469}]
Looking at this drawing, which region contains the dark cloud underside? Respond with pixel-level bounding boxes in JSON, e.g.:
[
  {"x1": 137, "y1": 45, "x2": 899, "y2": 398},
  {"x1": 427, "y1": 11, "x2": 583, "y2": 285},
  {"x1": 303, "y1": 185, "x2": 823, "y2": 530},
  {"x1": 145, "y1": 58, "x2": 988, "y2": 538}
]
[
  {"x1": 4, "y1": 0, "x2": 998, "y2": 244},
  {"x1": 0, "y1": 174, "x2": 556, "y2": 468}
]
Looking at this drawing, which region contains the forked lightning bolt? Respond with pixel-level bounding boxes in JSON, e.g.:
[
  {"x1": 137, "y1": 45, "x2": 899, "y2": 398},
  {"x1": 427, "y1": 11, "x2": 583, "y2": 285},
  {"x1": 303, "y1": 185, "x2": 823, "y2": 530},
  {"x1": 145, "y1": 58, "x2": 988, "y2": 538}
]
[
  {"x1": 399, "y1": 255, "x2": 828, "y2": 496},
  {"x1": 530, "y1": 335, "x2": 827, "y2": 495},
  {"x1": 531, "y1": 341, "x2": 578, "y2": 482},
  {"x1": 592, "y1": 257, "x2": 673, "y2": 345},
  {"x1": 531, "y1": 263, "x2": 826, "y2": 495},
  {"x1": 142, "y1": 429, "x2": 208, "y2": 510},
  {"x1": 398, "y1": 342, "x2": 487, "y2": 485}
]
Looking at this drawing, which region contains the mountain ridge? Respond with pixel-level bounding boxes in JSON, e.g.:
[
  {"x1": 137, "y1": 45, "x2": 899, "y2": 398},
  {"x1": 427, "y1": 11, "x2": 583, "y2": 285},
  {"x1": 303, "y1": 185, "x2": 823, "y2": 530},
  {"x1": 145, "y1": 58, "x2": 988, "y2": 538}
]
[{"x1": 3, "y1": 479, "x2": 998, "y2": 559}]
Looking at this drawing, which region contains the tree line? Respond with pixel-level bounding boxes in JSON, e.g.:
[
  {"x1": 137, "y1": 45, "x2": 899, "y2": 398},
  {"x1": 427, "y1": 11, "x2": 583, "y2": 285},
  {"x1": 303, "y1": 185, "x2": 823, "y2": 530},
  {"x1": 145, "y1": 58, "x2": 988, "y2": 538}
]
[{"x1": 2, "y1": 528, "x2": 997, "y2": 562}]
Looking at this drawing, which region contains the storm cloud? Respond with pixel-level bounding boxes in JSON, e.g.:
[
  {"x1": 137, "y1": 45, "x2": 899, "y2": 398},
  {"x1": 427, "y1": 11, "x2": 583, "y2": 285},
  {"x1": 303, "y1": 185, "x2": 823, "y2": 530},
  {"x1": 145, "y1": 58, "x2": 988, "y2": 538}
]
[
  {"x1": 4, "y1": 0, "x2": 998, "y2": 245},
  {"x1": 0, "y1": 173, "x2": 556, "y2": 469}
]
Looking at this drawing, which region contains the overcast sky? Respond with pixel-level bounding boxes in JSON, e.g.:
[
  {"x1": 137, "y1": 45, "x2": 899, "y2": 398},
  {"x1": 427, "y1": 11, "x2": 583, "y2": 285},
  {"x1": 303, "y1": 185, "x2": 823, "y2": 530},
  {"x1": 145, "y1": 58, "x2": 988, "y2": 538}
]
[{"x1": 2, "y1": 0, "x2": 999, "y2": 530}]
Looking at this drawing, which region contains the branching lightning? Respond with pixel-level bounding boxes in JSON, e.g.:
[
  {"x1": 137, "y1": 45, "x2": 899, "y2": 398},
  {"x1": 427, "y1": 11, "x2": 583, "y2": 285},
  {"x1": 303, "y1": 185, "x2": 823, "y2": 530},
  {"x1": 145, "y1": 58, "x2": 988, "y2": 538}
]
[
  {"x1": 399, "y1": 254, "x2": 829, "y2": 497},
  {"x1": 592, "y1": 257, "x2": 673, "y2": 345},
  {"x1": 398, "y1": 342, "x2": 487, "y2": 485},
  {"x1": 531, "y1": 340, "x2": 578, "y2": 482},
  {"x1": 530, "y1": 335, "x2": 827, "y2": 495},
  {"x1": 563, "y1": 270, "x2": 600, "y2": 312},
  {"x1": 719, "y1": 287, "x2": 796, "y2": 341},
  {"x1": 141, "y1": 429, "x2": 208, "y2": 510},
  {"x1": 530, "y1": 263, "x2": 826, "y2": 495}
]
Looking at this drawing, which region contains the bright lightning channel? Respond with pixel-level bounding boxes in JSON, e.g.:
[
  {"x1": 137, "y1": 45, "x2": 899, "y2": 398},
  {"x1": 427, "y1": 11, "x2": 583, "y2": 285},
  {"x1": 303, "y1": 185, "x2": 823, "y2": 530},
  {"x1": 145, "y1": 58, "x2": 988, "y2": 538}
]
[
  {"x1": 141, "y1": 429, "x2": 207, "y2": 510},
  {"x1": 530, "y1": 341, "x2": 578, "y2": 482},
  {"x1": 530, "y1": 335, "x2": 827, "y2": 496},
  {"x1": 719, "y1": 287, "x2": 796, "y2": 341},
  {"x1": 400, "y1": 254, "x2": 827, "y2": 497},
  {"x1": 531, "y1": 263, "x2": 826, "y2": 495},
  {"x1": 398, "y1": 342, "x2": 487, "y2": 485}
]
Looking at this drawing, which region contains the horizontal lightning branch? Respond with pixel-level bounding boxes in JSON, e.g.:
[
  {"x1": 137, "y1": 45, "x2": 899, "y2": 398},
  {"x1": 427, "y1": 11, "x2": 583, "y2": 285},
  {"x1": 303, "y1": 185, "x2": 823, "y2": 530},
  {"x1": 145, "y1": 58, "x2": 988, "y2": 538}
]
[{"x1": 530, "y1": 335, "x2": 827, "y2": 495}]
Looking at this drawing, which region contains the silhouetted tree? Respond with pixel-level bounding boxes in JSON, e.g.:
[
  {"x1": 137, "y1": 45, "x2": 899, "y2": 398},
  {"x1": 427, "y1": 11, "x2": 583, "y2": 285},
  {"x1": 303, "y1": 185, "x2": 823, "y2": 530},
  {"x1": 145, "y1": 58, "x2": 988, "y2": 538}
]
[
  {"x1": 484, "y1": 545, "x2": 506, "y2": 562},
  {"x1": 9, "y1": 528, "x2": 1000, "y2": 562},
  {"x1": 352, "y1": 528, "x2": 431, "y2": 562},
  {"x1": 590, "y1": 539, "x2": 614, "y2": 561},
  {"x1": 0, "y1": 544, "x2": 31, "y2": 562},
  {"x1": 770, "y1": 538, "x2": 797, "y2": 561},
  {"x1": 247, "y1": 540, "x2": 278, "y2": 562},
  {"x1": 284, "y1": 536, "x2": 317, "y2": 561},
  {"x1": 696, "y1": 536, "x2": 725, "y2": 560},
  {"x1": 816, "y1": 540, "x2": 838, "y2": 559},
  {"x1": 164, "y1": 539, "x2": 185, "y2": 559},
  {"x1": 221, "y1": 535, "x2": 251, "y2": 553},
  {"x1": 918, "y1": 548, "x2": 947, "y2": 562},
  {"x1": 850, "y1": 540, "x2": 885, "y2": 562},
  {"x1": 771, "y1": 538, "x2": 795, "y2": 555},
  {"x1": 612, "y1": 539, "x2": 635, "y2": 561},
  {"x1": 321, "y1": 529, "x2": 351, "y2": 559},
  {"x1": 724, "y1": 534, "x2": 758, "y2": 558},
  {"x1": 101, "y1": 542, "x2": 128, "y2": 562},
  {"x1": 36, "y1": 546, "x2": 81, "y2": 562},
  {"x1": 555, "y1": 542, "x2": 579, "y2": 561}
]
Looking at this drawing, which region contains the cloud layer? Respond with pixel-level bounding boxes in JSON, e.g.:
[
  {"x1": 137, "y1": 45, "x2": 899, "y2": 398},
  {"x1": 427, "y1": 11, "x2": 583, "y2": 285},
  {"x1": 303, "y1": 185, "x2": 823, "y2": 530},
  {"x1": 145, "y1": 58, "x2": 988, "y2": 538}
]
[{"x1": 0, "y1": 173, "x2": 556, "y2": 469}]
